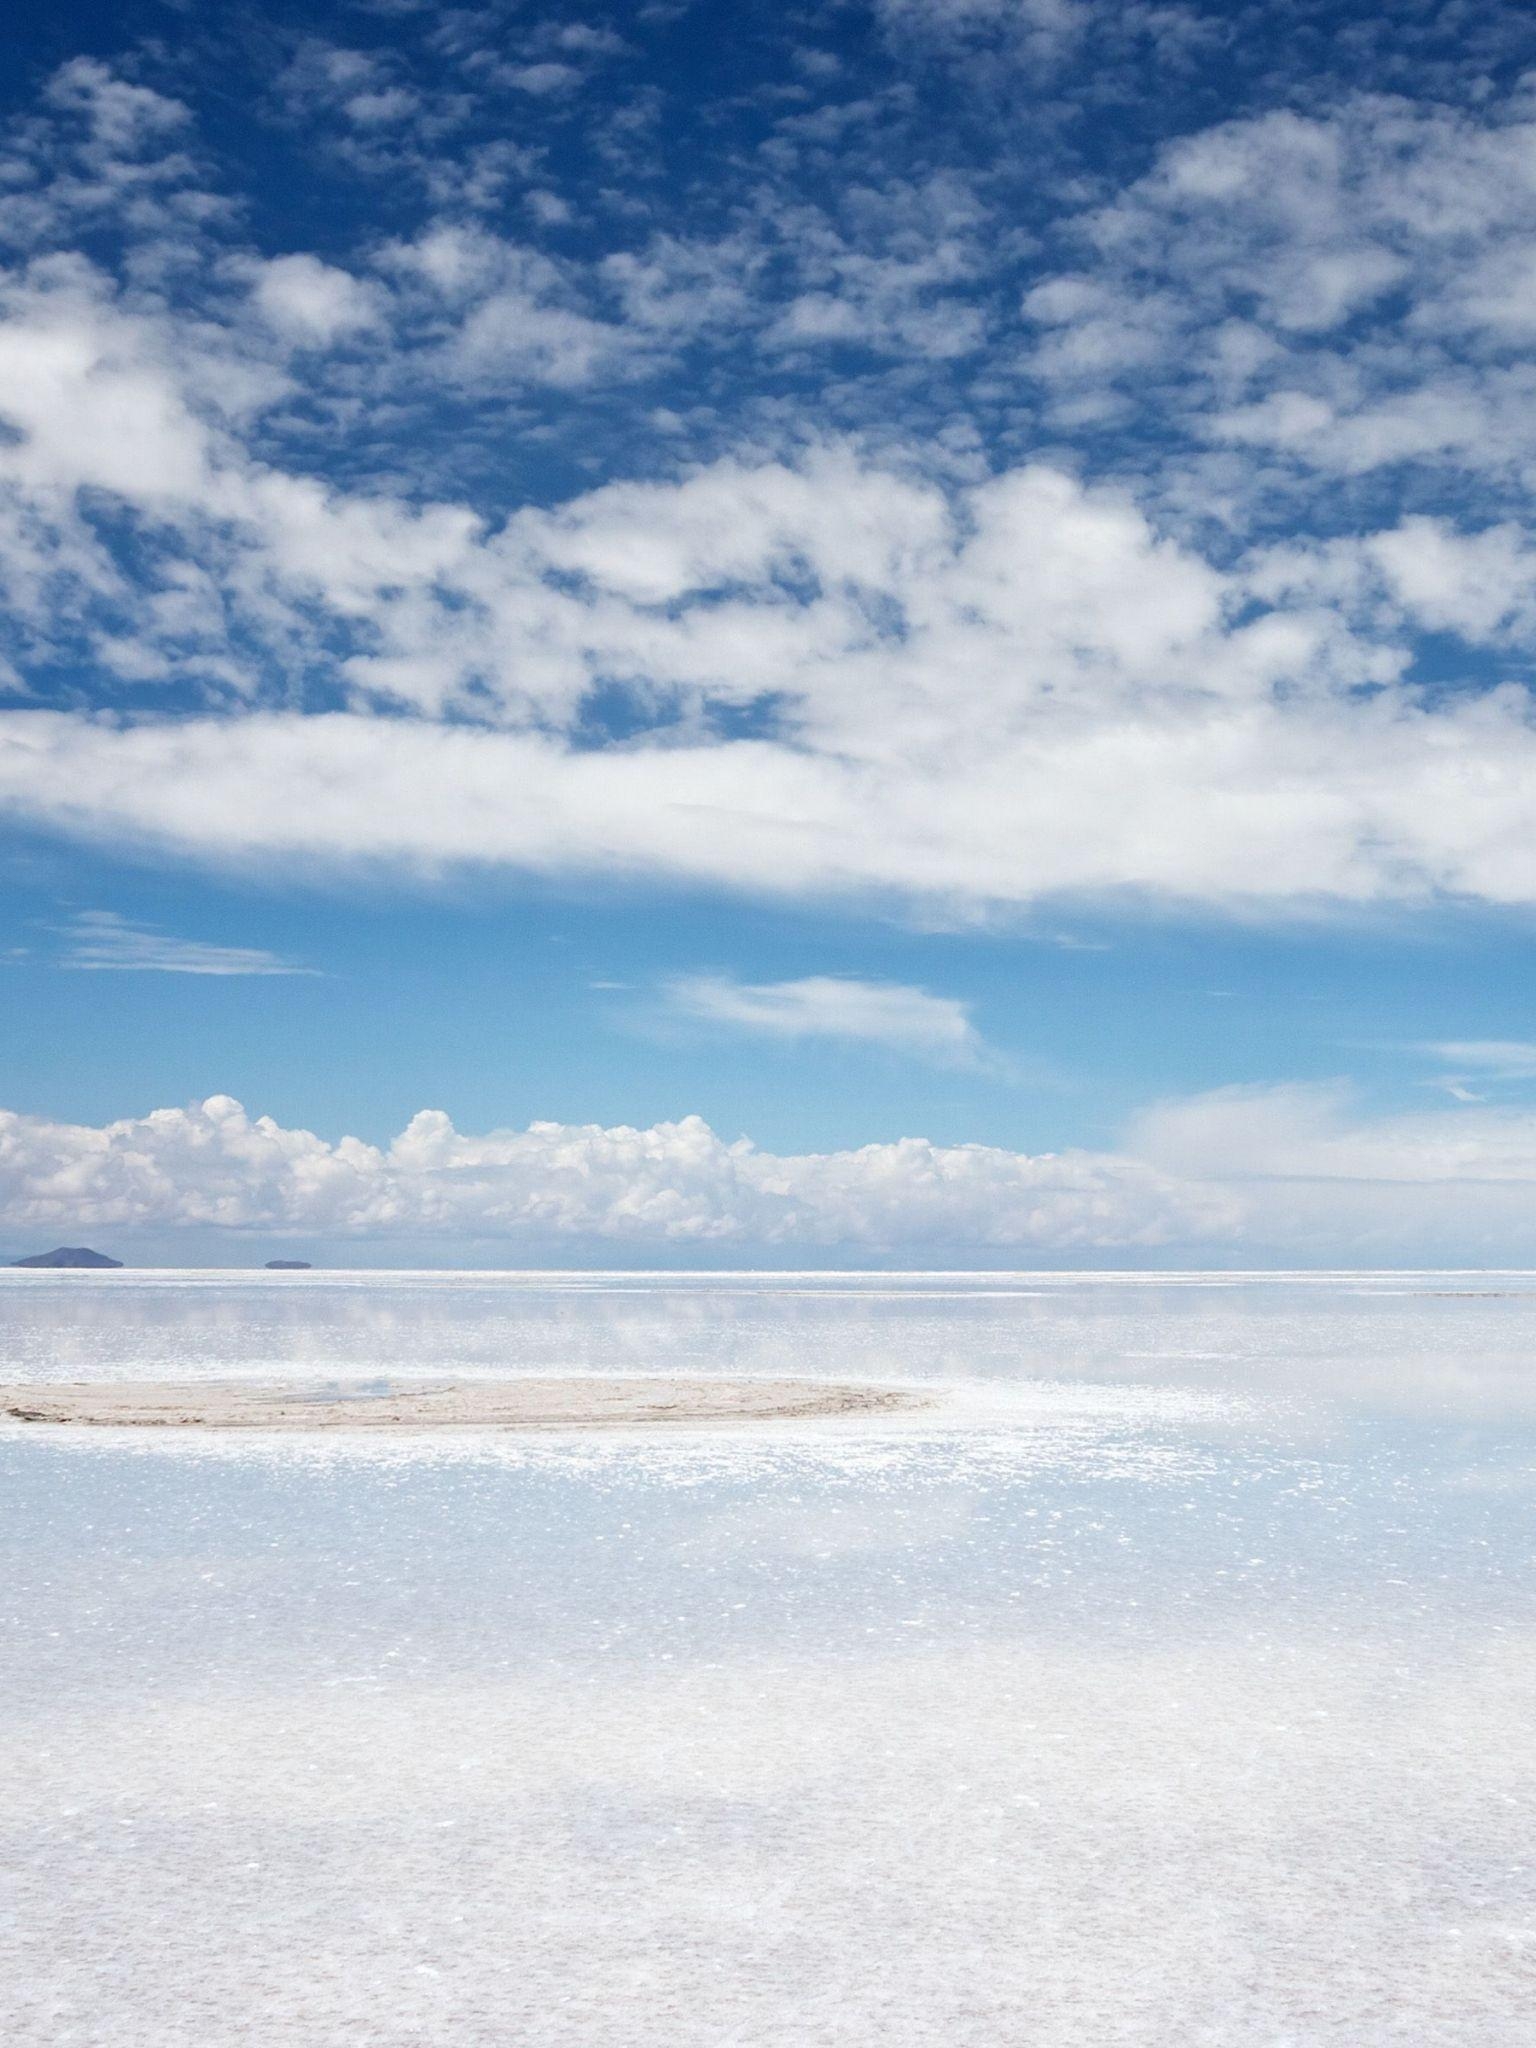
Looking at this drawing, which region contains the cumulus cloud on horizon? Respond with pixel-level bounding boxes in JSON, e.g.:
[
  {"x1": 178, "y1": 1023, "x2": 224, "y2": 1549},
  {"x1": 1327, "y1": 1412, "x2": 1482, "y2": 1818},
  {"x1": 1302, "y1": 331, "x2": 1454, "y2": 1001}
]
[
  {"x1": 9, "y1": 1086, "x2": 1536, "y2": 1263},
  {"x1": 0, "y1": 1094, "x2": 1225, "y2": 1256}
]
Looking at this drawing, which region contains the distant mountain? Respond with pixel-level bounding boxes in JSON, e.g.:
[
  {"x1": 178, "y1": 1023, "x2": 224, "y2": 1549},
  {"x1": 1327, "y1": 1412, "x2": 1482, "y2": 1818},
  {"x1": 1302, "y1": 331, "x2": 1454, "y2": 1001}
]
[
  {"x1": 11, "y1": 1246, "x2": 123, "y2": 1269},
  {"x1": 264, "y1": 1259, "x2": 312, "y2": 1270}
]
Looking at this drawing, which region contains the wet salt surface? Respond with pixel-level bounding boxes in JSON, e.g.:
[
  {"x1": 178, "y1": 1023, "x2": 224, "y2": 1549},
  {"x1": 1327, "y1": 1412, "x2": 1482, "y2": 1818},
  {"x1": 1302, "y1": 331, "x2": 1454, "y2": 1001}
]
[{"x1": 3, "y1": 1272, "x2": 1536, "y2": 2044}]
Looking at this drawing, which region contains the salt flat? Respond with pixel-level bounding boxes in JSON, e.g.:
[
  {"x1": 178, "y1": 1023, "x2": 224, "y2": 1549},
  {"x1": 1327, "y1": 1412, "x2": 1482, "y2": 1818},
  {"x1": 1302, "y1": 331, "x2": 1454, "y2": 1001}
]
[{"x1": 4, "y1": 1270, "x2": 1536, "y2": 2046}]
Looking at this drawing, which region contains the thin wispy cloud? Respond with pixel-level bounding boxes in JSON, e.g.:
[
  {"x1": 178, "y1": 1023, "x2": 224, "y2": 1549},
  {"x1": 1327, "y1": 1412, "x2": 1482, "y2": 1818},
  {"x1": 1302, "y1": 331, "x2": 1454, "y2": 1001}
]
[
  {"x1": 665, "y1": 973, "x2": 993, "y2": 1068},
  {"x1": 1421, "y1": 1040, "x2": 1536, "y2": 1079},
  {"x1": 55, "y1": 912, "x2": 316, "y2": 977}
]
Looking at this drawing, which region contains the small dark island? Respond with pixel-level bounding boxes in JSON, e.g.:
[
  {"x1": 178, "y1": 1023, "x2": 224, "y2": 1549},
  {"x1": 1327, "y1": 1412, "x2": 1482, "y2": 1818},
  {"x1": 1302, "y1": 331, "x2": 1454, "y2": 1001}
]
[
  {"x1": 11, "y1": 1246, "x2": 123, "y2": 1269},
  {"x1": 264, "y1": 1259, "x2": 313, "y2": 1270}
]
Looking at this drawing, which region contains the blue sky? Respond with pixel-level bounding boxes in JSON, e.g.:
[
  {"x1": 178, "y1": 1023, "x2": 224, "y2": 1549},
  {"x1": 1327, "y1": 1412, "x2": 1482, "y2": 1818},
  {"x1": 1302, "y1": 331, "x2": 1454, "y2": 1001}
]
[{"x1": 7, "y1": 0, "x2": 1536, "y2": 1263}]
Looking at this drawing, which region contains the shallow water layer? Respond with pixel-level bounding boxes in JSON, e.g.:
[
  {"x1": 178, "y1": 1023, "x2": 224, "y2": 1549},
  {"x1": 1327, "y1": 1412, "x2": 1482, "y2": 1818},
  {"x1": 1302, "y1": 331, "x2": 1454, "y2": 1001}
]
[{"x1": 3, "y1": 1272, "x2": 1536, "y2": 2045}]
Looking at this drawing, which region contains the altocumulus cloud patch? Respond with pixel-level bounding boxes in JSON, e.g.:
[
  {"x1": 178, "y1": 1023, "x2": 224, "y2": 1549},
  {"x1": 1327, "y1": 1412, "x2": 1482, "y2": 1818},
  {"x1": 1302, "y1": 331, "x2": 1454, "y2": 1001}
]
[{"x1": 5, "y1": 19, "x2": 1536, "y2": 912}]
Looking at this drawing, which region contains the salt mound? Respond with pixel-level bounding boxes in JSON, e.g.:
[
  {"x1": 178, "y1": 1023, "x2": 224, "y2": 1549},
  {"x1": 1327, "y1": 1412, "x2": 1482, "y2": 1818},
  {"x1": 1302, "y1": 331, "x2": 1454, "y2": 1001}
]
[{"x1": 0, "y1": 1375, "x2": 923, "y2": 1431}]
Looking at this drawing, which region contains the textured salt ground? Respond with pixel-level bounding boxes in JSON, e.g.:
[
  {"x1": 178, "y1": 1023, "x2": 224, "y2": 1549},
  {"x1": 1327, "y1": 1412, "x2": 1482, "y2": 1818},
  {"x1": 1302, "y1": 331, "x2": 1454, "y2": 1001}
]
[
  {"x1": 0, "y1": 1374, "x2": 925, "y2": 1430},
  {"x1": 6, "y1": 1440, "x2": 1536, "y2": 2048},
  {"x1": 8, "y1": 1276, "x2": 1536, "y2": 2045}
]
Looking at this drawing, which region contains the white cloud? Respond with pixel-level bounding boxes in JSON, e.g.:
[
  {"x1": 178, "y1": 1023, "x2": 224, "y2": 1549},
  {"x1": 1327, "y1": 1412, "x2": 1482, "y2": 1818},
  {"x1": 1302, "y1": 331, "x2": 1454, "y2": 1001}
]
[
  {"x1": 44, "y1": 56, "x2": 189, "y2": 157},
  {"x1": 448, "y1": 284, "x2": 638, "y2": 387},
  {"x1": 0, "y1": 536, "x2": 1528, "y2": 908},
  {"x1": 7, "y1": 63, "x2": 1536, "y2": 923},
  {"x1": 0, "y1": 343, "x2": 1479, "y2": 914},
  {"x1": 1247, "y1": 514, "x2": 1536, "y2": 650},
  {"x1": 874, "y1": 0, "x2": 1095, "y2": 64},
  {"x1": 7, "y1": 657, "x2": 1536, "y2": 907},
  {"x1": 503, "y1": 63, "x2": 582, "y2": 97},
  {"x1": 600, "y1": 234, "x2": 757, "y2": 336},
  {"x1": 0, "y1": 1095, "x2": 1226, "y2": 1252},
  {"x1": 382, "y1": 228, "x2": 650, "y2": 388},
  {"x1": 247, "y1": 255, "x2": 383, "y2": 346},
  {"x1": 1419, "y1": 1041, "x2": 1536, "y2": 1080},
  {"x1": 1127, "y1": 1081, "x2": 1536, "y2": 1261},
  {"x1": 12, "y1": 1081, "x2": 1536, "y2": 1259},
  {"x1": 53, "y1": 912, "x2": 314, "y2": 976},
  {"x1": 1022, "y1": 88, "x2": 1536, "y2": 489},
  {"x1": 0, "y1": 275, "x2": 215, "y2": 503},
  {"x1": 1365, "y1": 521, "x2": 1536, "y2": 644},
  {"x1": 666, "y1": 974, "x2": 987, "y2": 1065},
  {"x1": 343, "y1": 88, "x2": 420, "y2": 128}
]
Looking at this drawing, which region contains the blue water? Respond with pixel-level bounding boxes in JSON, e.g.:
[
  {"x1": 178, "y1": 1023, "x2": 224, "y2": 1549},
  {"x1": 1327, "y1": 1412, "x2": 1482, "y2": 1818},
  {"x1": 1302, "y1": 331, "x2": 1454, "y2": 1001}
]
[{"x1": 3, "y1": 1272, "x2": 1535, "y2": 2044}]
